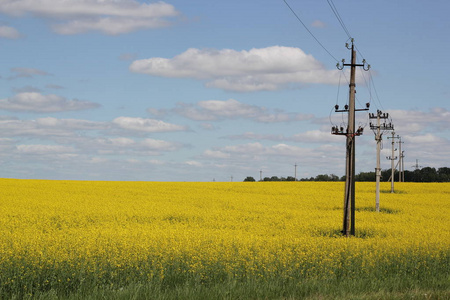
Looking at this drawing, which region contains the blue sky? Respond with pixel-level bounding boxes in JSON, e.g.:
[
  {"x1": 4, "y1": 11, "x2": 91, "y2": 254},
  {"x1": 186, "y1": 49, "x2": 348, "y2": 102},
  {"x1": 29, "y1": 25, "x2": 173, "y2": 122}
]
[{"x1": 0, "y1": 0, "x2": 448, "y2": 181}]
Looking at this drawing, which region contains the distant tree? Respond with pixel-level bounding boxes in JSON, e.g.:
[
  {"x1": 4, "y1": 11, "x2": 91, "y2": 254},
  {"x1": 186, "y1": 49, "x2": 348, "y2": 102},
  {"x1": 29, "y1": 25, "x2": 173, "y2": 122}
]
[
  {"x1": 270, "y1": 176, "x2": 280, "y2": 181},
  {"x1": 355, "y1": 171, "x2": 375, "y2": 182},
  {"x1": 286, "y1": 176, "x2": 296, "y2": 181},
  {"x1": 419, "y1": 167, "x2": 437, "y2": 182},
  {"x1": 263, "y1": 177, "x2": 271, "y2": 181},
  {"x1": 243, "y1": 176, "x2": 256, "y2": 182},
  {"x1": 315, "y1": 174, "x2": 330, "y2": 181},
  {"x1": 315, "y1": 174, "x2": 339, "y2": 181},
  {"x1": 438, "y1": 167, "x2": 450, "y2": 182},
  {"x1": 329, "y1": 174, "x2": 340, "y2": 181}
]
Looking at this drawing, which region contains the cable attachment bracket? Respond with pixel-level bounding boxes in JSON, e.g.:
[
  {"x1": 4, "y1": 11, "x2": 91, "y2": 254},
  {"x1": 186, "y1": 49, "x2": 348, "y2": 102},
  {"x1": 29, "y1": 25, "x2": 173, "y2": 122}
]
[
  {"x1": 336, "y1": 59, "x2": 345, "y2": 70},
  {"x1": 362, "y1": 59, "x2": 371, "y2": 71}
]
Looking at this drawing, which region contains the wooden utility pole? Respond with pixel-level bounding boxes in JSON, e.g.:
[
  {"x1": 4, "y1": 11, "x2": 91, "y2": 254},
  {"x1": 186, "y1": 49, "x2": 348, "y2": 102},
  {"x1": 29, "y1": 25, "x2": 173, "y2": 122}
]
[
  {"x1": 294, "y1": 163, "x2": 298, "y2": 181},
  {"x1": 400, "y1": 151, "x2": 405, "y2": 182},
  {"x1": 387, "y1": 132, "x2": 399, "y2": 193},
  {"x1": 369, "y1": 110, "x2": 393, "y2": 212},
  {"x1": 397, "y1": 137, "x2": 404, "y2": 182},
  {"x1": 332, "y1": 39, "x2": 370, "y2": 236}
]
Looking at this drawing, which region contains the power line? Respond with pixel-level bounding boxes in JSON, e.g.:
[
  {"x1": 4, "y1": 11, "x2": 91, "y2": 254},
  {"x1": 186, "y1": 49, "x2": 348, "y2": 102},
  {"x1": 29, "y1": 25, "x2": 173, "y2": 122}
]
[
  {"x1": 282, "y1": 0, "x2": 339, "y2": 62},
  {"x1": 326, "y1": 0, "x2": 352, "y2": 39}
]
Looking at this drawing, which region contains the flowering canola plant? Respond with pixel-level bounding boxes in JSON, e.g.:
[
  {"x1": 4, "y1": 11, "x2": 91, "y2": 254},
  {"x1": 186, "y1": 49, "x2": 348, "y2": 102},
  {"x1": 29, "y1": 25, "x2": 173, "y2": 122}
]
[{"x1": 0, "y1": 179, "x2": 448, "y2": 296}]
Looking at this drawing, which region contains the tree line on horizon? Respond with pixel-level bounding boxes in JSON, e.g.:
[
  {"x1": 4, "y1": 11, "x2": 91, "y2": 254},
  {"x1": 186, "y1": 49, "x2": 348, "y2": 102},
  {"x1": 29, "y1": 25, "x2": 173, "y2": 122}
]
[{"x1": 243, "y1": 166, "x2": 450, "y2": 183}]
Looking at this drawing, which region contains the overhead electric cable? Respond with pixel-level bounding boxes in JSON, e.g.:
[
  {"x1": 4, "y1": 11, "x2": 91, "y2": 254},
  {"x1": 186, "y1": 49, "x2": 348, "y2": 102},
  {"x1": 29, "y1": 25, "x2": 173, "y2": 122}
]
[
  {"x1": 326, "y1": 0, "x2": 352, "y2": 39},
  {"x1": 282, "y1": 0, "x2": 339, "y2": 62}
]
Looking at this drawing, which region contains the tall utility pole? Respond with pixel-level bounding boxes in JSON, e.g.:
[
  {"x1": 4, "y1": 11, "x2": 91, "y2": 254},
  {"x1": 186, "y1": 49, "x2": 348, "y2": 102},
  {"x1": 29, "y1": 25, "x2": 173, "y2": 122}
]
[
  {"x1": 397, "y1": 137, "x2": 404, "y2": 182},
  {"x1": 259, "y1": 170, "x2": 263, "y2": 181},
  {"x1": 294, "y1": 163, "x2": 298, "y2": 181},
  {"x1": 332, "y1": 39, "x2": 370, "y2": 236},
  {"x1": 369, "y1": 110, "x2": 393, "y2": 212},
  {"x1": 387, "y1": 132, "x2": 399, "y2": 193}
]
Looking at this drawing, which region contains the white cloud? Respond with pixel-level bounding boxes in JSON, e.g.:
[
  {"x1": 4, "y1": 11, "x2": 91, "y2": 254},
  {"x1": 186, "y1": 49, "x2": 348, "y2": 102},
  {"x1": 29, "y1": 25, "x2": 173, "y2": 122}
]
[
  {"x1": 0, "y1": 117, "x2": 106, "y2": 138},
  {"x1": 0, "y1": 92, "x2": 100, "y2": 112},
  {"x1": 311, "y1": 20, "x2": 326, "y2": 28},
  {"x1": 292, "y1": 130, "x2": 341, "y2": 143},
  {"x1": 119, "y1": 53, "x2": 138, "y2": 61},
  {"x1": 224, "y1": 130, "x2": 341, "y2": 144},
  {"x1": 130, "y1": 46, "x2": 342, "y2": 92},
  {"x1": 9, "y1": 67, "x2": 50, "y2": 79},
  {"x1": 224, "y1": 132, "x2": 285, "y2": 141},
  {"x1": 0, "y1": 25, "x2": 21, "y2": 39},
  {"x1": 202, "y1": 142, "x2": 343, "y2": 168},
  {"x1": 0, "y1": 0, "x2": 179, "y2": 35},
  {"x1": 17, "y1": 144, "x2": 75, "y2": 155},
  {"x1": 387, "y1": 107, "x2": 450, "y2": 134},
  {"x1": 185, "y1": 160, "x2": 203, "y2": 167},
  {"x1": 91, "y1": 137, "x2": 181, "y2": 155},
  {"x1": 112, "y1": 116, "x2": 187, "y2": 133},
  {"x1": 149, "y1": 99, "x2": 314, "y2": 123},
  {"x1": 141, "y1": 138, "x2": 179, "y2": 151}
]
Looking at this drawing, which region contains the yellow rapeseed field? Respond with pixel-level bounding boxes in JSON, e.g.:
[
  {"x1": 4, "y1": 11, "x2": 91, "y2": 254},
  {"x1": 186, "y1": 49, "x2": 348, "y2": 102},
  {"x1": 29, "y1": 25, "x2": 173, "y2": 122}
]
[{"x1": 0, "y1": 179, "x2": 448, "y2": 297}]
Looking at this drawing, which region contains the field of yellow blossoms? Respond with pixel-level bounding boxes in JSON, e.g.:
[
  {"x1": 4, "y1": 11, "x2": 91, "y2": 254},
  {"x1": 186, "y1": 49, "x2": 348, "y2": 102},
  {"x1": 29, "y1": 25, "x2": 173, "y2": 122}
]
[{"x1": 0, "y1": 179, "x2": 448, "y2": 298}]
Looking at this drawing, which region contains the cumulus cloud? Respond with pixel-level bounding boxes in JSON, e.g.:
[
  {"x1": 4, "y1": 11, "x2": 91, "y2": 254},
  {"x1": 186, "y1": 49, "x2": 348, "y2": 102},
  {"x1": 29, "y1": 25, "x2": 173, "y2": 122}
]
[
  {"x1": 17, "y1": 144, "x2": 75, "y2": 154},
  {"x1": 91, "y1": 137, "x2": 181, "y2": 155},
  {"x1": 130, "y1": 46, "x2": 342, "y2": 92},
  {"x1": 0, "y1": 0, "x2": 179, "y2": 35},
  {"x1": 202, "y1": 142, "x2": 343, "y2": 164},
  {"x1": 0, "y1": 25, "x2": 21, "y2": 39},
  {"x1": 148, "y1": 99, "x2": 314, "y2": 123},
  {"x1": 223, "y1": 130, "x2": 341, "y2": 144},
  {"x1": 0, "y1": 92, "x2": 100, "y2": 112},
  {"x1": 0, "y1": 117, "x2": 107, "y2": 138},
  {"x1": 387, "y1": 107, "x2": 450, "y2": 134},
  {"x1": 112, "y1": 116, "x2": 188, "y2": 133}
]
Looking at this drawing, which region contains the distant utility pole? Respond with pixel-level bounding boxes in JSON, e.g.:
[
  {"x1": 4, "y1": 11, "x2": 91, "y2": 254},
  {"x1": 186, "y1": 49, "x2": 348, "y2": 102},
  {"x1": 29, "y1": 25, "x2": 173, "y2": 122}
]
[
  {"x1": 260, "y1": 170, "x2": 263, "y2": 181},
  {"x1": 400, "y1": 151, "x2": 405, "y2": 182},
  {"x1": 231, "y1": 175, "x2": 233, "y2": 182},
  {"x1": 294, "y1": 163, "x2": 298, "y2": 181},
  {"x1": 387, "y1": 132, "x2": 399, "y2": 193},
  {"x1": 332, "y1": 39, "x2": 370, "y2": 237},
  {"x1": 369, "y1": 110, "x2": 393, "y2": 212},
  {"x1": 397, "y1": 137, "x2": 404, "y2": 182}
]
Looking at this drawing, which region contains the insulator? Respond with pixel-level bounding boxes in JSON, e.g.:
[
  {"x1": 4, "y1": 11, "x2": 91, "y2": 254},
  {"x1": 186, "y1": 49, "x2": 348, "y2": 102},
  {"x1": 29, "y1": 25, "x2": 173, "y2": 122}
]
[
  {"x1": 366, "y1": 102, "x2": 370, "y2": 108},
  {"x1": 340, "y1": 127, "x2": 344, "y2": 132},
  {"x1": 335, "y1": 104, "x2": 339, "y2": 110},
  {"x1": 344, "y1": 104, "x2": 349, "y2": 110}
]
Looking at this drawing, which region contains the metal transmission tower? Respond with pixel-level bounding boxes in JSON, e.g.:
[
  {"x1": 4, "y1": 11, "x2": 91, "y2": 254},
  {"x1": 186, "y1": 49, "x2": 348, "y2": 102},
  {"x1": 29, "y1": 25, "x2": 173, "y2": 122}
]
[
  {"x1": 386, "y1": 132, "x2": 400, "y2": 193},
  {"x1": 412, "y1": 159, "x2": 422, "y2": 171},
  {"x1": 369, "y1": 110, "x2": 394, "y2": 212},
  {"x1": 331, "y1": 39, "x2": 370, "y2": 237}
]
